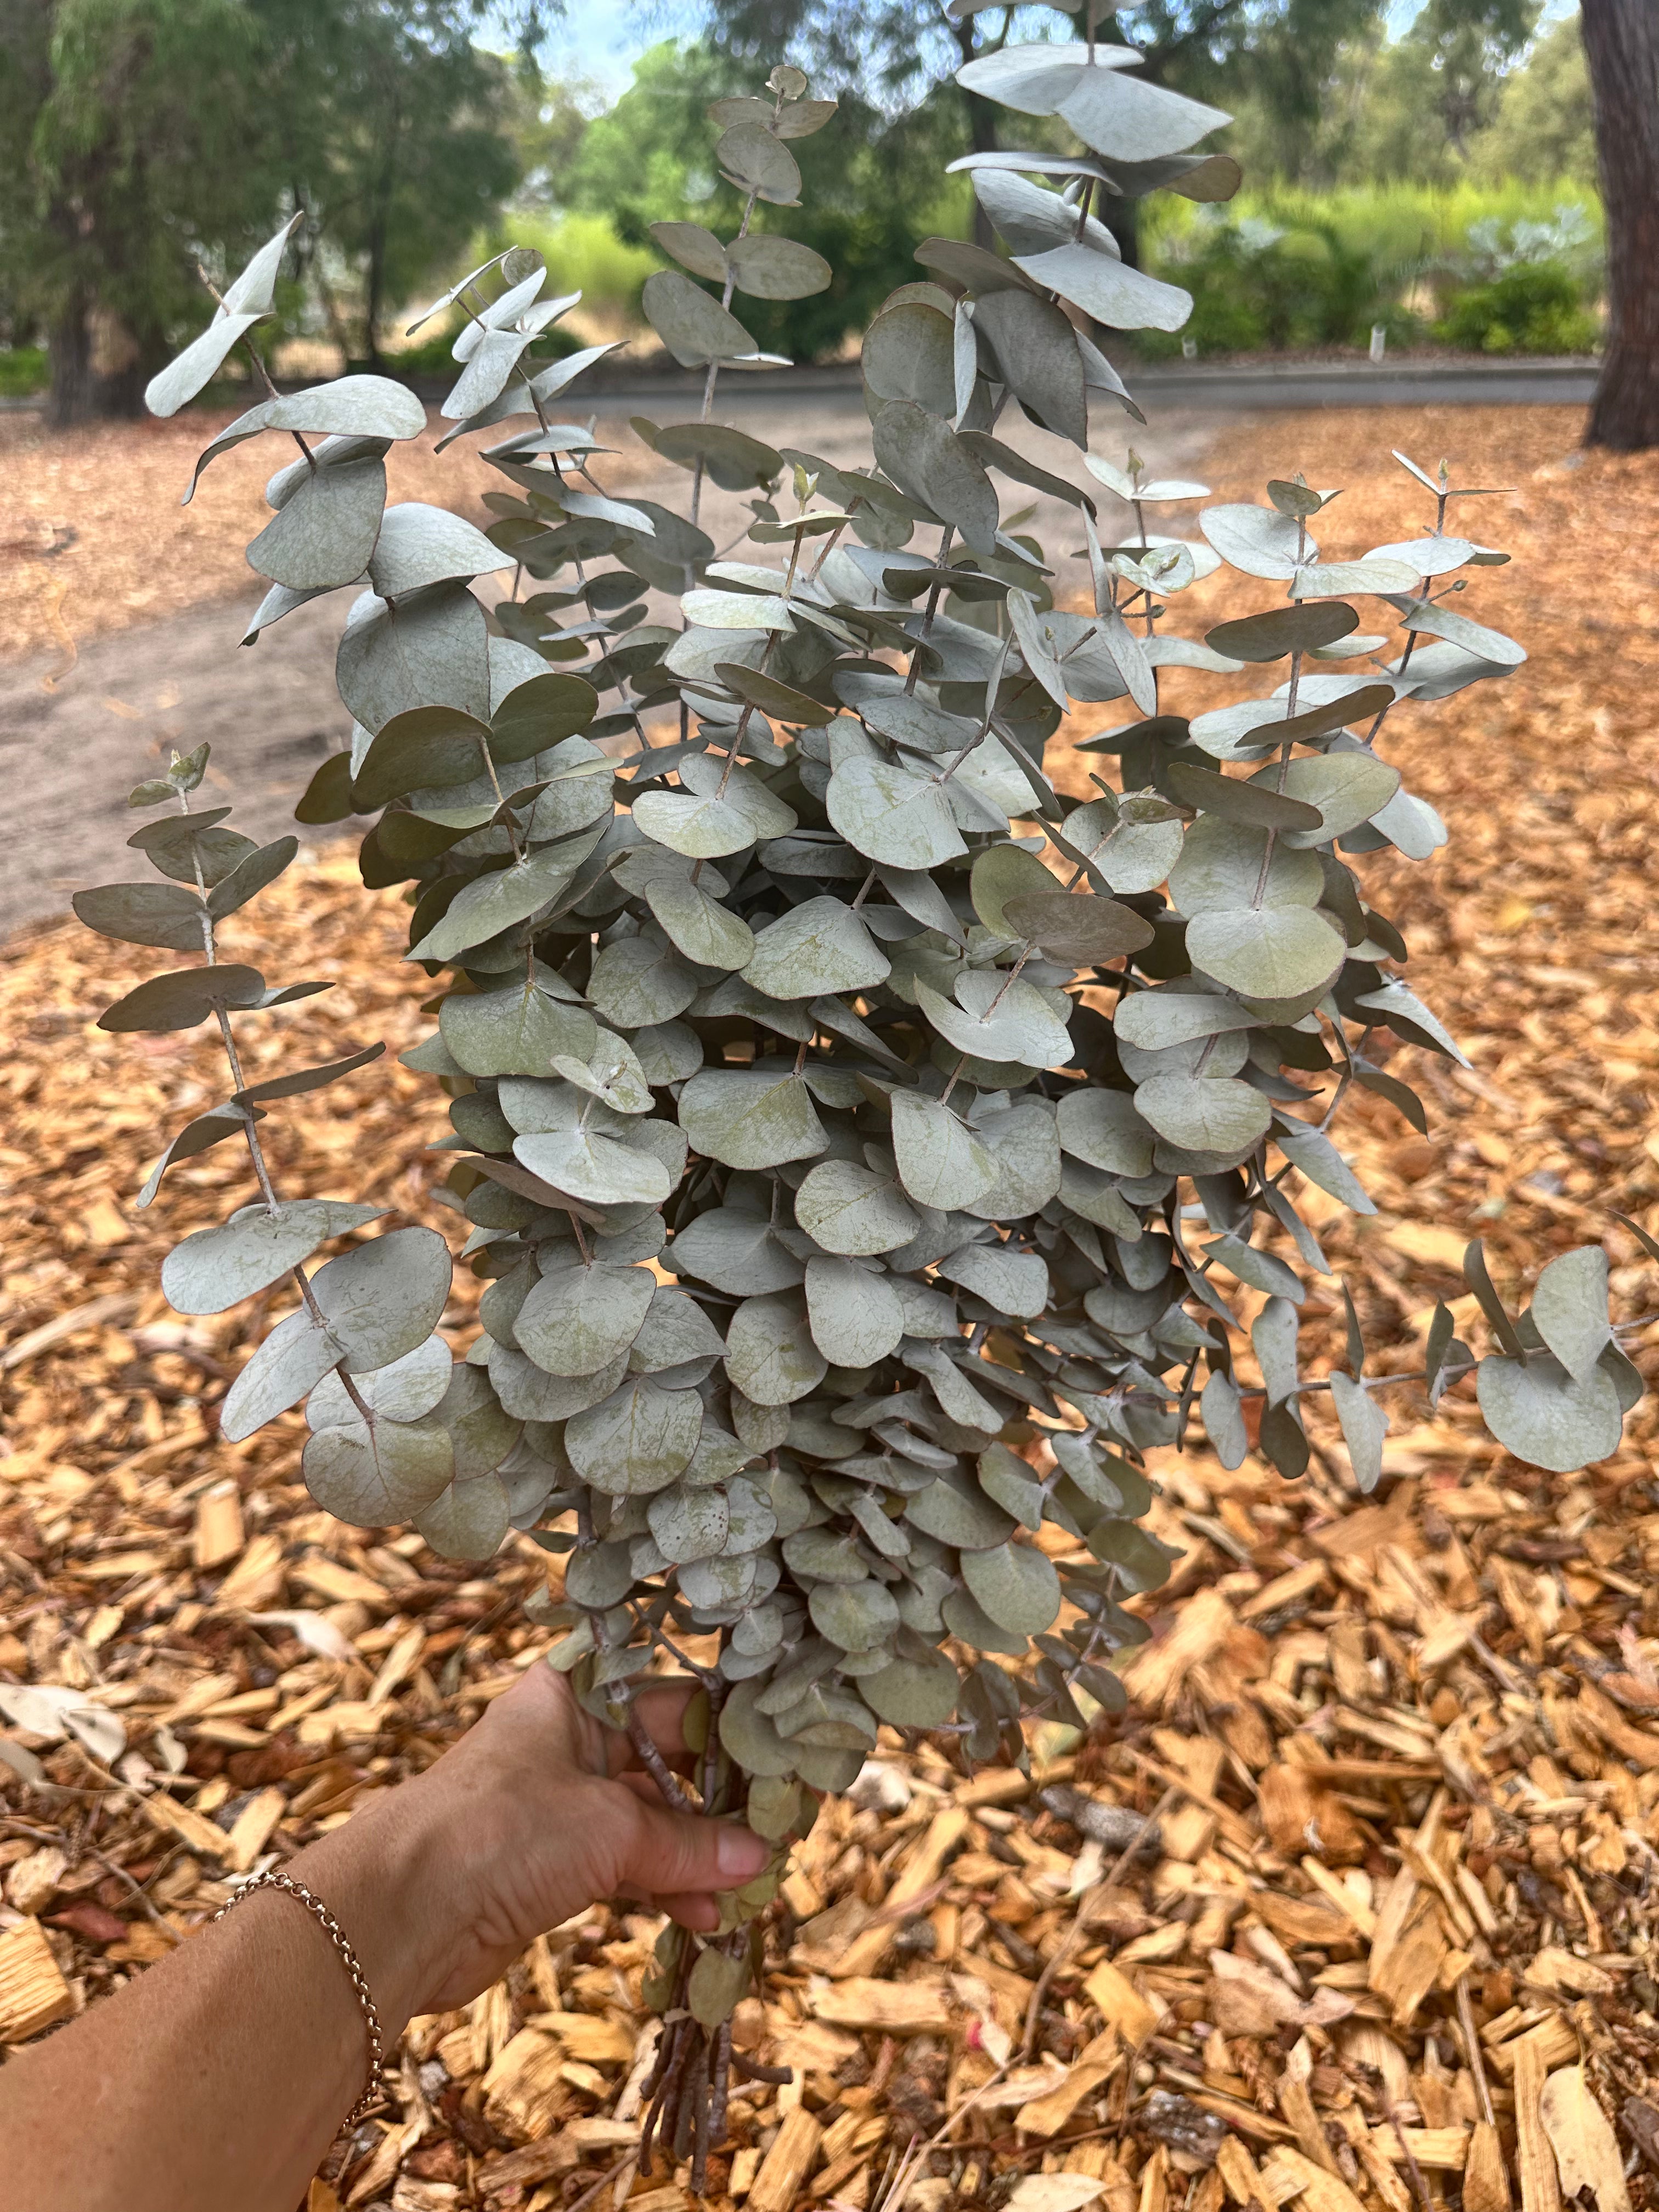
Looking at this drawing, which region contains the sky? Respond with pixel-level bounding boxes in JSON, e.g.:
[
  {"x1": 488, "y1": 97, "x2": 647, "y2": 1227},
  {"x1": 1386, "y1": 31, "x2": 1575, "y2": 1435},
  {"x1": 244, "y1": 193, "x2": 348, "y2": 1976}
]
[
  {"x1": 525, "y1": 0, "x2": 701, "y2": 100},
  {"x1": 521, "y1": 0, "x2": 1579, "y2": 103}
]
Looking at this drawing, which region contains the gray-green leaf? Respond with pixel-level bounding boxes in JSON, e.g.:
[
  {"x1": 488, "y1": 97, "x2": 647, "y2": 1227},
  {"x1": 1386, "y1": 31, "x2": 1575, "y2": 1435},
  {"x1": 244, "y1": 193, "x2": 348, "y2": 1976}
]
[
  {"x1": 1476, "y1": 1352, "x2": 1622, "y2": 1475},
  {"x1": 724, "y1": 1293, "x2": 827, "y2": 1406},
  {"x1": 566, "y1": 1377, "x2": 704, "y2": 1494},
  {"x1": 162, "y1": 1200, "x2": 385, "y2": 1316},
  {"x1": 679, "y1": 1068, "x2": 827, "y2": 1171},
  {"x1": 960, "y1": 1541, "x2": 1061, "y2": 1635},
  {"x1": 804, "y1": 1255, "x2": 905, "y2": 1367}
]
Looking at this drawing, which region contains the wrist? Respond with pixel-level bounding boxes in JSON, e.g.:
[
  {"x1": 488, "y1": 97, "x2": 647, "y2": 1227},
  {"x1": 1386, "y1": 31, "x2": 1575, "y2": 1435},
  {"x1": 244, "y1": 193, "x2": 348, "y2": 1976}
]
[{"x1": 286, "y1": 1771, "x2": 467, "y2": 2035}]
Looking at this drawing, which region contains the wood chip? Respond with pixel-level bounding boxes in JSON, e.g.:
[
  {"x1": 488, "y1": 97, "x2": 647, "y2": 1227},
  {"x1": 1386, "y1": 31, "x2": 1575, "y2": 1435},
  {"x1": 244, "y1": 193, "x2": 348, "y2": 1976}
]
[
  {"x1": 832, "y1": 1806, "x2": 968, "y2": 1978},
  {"x1": 1277, "y1": 2074, "x2": 1339, "y2": 2173},
  {"x1": 0, "y1": 1916, "x2": 75, "y2": 2041},
  {"x1": 1538, "y1": 2065, "x2": 1631, "y2": 2212},
  {"x1": 1215, "y1": 2136, "x2": 1270, "y2": 2209},
  {"x1": 747, "y1": 2108, "x2": 822, "y2": 2212},
  {"x1": 1083, "y1": 1959, "x2": 1163, "y2": 2051},
  {"x1": 192, "y1": 1479, "x2": 244, "y2": 1570},
  {"x1": 525, "y1": 2011, "x2": 636, "y2": 2064},
  {"x1": 222, "y1": 1785, "x2": 285, "y2": 1874},
  {"x1": 1259, "y1": 2148, "x2": 1369, "y2": 2212},
  {"x1": 809, "y1": 1979, "x2": 955, "y2": 2034},
  {"x1": 1018, "y1": 2030, "x2": 1120, "y2": 2138},
  {"x1": 142, "y1": 1790, "x2": 230, "y2": 1860},
  {"x1": 1514, "y1": 2033, "x2": 1564, "y2": 2212}
]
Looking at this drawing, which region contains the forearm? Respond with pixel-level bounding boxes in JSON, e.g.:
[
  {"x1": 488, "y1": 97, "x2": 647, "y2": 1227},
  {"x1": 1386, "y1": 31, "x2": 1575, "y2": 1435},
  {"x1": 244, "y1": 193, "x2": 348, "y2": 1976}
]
[
  {"x1": 0, "y1": 1792, "x2": 449, "y2": 2212},
  {"x1": 0, "y1": 1666, "x2": 763, "y2": 2212}
]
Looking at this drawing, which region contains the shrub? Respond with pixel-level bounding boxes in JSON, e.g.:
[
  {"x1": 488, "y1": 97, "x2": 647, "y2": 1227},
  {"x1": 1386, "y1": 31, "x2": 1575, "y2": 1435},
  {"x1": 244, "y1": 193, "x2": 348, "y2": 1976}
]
[
  {"x1": 1437, "y1": 261, "x2": 1600, "y2": 354},
  {"x1": 1141, "y1": 210, "x2": 1414, "y2": 356},
  {"x1": 1435, "y1": 203, "x2": 1601, "y2": 355},
  {"x1": 0, "y1": 347, "x2": 48, "y2": 398},
  {"x1": 1142, "y1": 179, "x2": 1603, "y2": 355},
  {"x1": 88, "y1": 37, "x2": 1639, "y2": 2173}
]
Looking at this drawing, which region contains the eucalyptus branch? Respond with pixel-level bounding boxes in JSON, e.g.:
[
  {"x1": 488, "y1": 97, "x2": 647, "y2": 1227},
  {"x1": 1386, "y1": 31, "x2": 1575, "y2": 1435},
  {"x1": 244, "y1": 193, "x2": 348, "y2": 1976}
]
[
  {"x1": 626, "y1": 1700, "x2": 699, "y2": 1813},
  {"x1": 903, "y1": 524, "x2": 955, "y2": 694},
  {"x1": 93, "y1": 59, "x2": 1627, "y2": 2188},
  {"x1": 690, "y1": 182, "x2": 762, "y2": 529},
  {"x1": 196, "y1": 261, "x2": 313, "y2": 472}
]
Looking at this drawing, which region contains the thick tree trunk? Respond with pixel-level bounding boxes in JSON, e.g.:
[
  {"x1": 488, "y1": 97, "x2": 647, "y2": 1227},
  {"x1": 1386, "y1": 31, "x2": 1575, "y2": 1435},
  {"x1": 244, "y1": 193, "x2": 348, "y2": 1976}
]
[
  {"x1": 98, "y1": 358, "x2": 151, "y2": 418},
  {"x1": 1581, "y1": 0, "x2": 1659, "y2": 449},
  {"x1": 46, "y1": 296, "x2": 95, "y2": 430}
]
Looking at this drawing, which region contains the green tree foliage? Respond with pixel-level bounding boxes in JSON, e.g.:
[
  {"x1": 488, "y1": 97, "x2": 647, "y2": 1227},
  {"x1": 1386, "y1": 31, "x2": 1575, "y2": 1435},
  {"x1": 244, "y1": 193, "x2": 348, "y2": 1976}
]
[
  {"x1": 696, "y1": 0, "x2": 1573, "y2": 204},
  {"x1": 0, "y1": 0, "x2": 273, "y2": 421},
  {"x1": 0, "y1": 0, "x2": 527, "y2": 422},
  {"x1": 558, "y1": 41, "x2": 969, "y2": 361},
  {"x1": 1469, "y1": 10, "x2": 1597, "y2": 186},
  {"x1": 697, "y1": 0, "x2": 1407, "y2": 247},
  {"x1": 1312, "y1": 0, "x2": 1538, "y2": 185},
  {"x1": 273, "y1": 1, "x2": 522, "y2": 370}
]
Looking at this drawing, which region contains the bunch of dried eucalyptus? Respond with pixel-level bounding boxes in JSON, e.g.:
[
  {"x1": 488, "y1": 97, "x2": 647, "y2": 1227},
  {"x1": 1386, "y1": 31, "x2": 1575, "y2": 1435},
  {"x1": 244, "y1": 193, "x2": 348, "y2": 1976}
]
[{"x1": 81, "y1": 25, "x2": 1640, "y2": 2175}]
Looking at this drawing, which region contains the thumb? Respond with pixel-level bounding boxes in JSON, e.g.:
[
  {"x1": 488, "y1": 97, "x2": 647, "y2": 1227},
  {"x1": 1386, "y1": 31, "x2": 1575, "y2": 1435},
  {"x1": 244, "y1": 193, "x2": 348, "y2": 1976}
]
[{"x1": 610, "y1": 1790, "x2": 770, "y2": 1899}]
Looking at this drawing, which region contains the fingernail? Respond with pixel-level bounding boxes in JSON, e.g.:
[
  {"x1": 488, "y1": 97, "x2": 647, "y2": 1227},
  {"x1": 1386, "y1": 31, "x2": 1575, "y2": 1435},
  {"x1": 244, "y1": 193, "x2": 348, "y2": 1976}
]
[{"x1": 716, "y1": 1825, "x2": 769, "y2": 1882}]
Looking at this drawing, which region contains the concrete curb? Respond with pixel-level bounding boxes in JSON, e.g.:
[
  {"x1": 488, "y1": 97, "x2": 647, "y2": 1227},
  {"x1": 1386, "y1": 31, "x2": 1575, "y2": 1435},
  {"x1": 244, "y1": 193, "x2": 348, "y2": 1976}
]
[{"x1": 1, "y1": 356, "x2": 1601, "y2": 420}]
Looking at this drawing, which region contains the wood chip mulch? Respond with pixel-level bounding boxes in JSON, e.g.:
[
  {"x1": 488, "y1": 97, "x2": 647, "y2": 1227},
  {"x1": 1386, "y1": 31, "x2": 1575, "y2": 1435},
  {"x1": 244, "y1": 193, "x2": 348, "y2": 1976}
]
[
  {"x1": 0, "y1": 400, "x2": 563, "y2": 672},
  {"x1": 2, "y1": 405, "x2": 1658, "y2": 2212}
]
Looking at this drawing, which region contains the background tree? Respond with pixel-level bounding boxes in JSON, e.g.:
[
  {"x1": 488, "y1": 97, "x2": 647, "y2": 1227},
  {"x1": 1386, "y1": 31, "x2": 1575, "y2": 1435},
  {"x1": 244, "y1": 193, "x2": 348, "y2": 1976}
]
[
  {"x1": 1579, "y1": 0, "x2": 1658, "y2": 449},
  {"x1": 694, "y1": 0, "x2": 1543, "y2": 263},
  {"x1": 270, "y1": 0, "x2": 523, "y2": 370},
  {"x1": 558, "y1": 40, "x2": 966, "y2": 359},
  {"x1": 0, "y1": 0, "x2": 529, "y2": 422},
  {"x1": 1469, "y1": 10, "x2": 1596, "y2": 187},
  {"x1": 0, "y1": 0, "x2": 270, "y2": 425},
  {"x1": 1267, "y1": 0, "x2": 1545, "y2": 188}
]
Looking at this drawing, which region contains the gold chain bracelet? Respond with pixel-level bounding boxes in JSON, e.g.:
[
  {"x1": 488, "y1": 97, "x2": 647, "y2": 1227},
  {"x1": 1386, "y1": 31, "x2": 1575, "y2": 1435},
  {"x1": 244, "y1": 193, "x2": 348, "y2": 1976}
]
[{"x1": 210, "y1": 1870, "x2": 385, "y2": 2128}]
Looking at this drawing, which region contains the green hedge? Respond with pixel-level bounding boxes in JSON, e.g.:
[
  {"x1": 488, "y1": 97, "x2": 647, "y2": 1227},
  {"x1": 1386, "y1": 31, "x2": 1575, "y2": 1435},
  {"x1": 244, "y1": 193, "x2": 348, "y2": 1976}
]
[
  {"x1": 1139, "y1": 179, "x2": 1602, "y2": 358},
  {"x1": 0, "y1": 347, "x2": 48, "y2": 398}
]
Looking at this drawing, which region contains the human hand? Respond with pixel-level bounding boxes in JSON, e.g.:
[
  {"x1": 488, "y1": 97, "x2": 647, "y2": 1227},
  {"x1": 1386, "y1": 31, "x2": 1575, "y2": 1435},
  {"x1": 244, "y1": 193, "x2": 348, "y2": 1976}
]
[{"x1": 296, "y1": 1662, "x2": 768, "y2": 2022}]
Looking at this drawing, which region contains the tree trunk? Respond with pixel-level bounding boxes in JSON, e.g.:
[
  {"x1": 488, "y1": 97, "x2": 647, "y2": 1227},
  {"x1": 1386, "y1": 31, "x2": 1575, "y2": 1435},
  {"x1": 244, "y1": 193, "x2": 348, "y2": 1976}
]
[
  {"x1": 953, "y1": 19, "x2": 999, "y2": 255},
  {"x1": 1100, "y1": 195, "x2": 1140, "y2": 272},
  {"x1": 98, "y1": 358, "x2": 151, "y2": 419},
  {"x1": 1581, "y1": 0, "x2": 1659, "y2": 449},
  {"x1": 46, "y1": 295, "x2": 95, "y2": 430},
  {"x1": 362, "y1": 219, "x2": 387, "y2": 373}
]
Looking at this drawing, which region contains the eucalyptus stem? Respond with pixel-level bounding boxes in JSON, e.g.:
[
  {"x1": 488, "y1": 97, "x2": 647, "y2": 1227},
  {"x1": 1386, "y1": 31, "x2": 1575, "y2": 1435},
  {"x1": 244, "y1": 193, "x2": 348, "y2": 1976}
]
[{"x1": 690, "y1": 184, "x2": 761, "y2": 529}]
